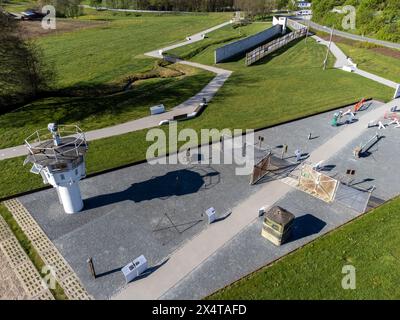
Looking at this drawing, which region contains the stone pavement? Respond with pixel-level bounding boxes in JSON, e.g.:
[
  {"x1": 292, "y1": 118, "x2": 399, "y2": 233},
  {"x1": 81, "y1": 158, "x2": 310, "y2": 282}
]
[
  {"x1": 3, "y1": 199, "x2": 91, "y2": 300},
  {"x1": 113, "y1": 98, "x2": 399, "y2": 300},
  {"x1": 0, "y1": 214, "x2": 54, "y2": 300}
]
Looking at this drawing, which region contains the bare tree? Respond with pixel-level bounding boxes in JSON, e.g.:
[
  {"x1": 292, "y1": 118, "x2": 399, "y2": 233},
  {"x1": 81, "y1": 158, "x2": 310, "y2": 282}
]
[{"x1": 0, "y1": 10, "x2": 54, "y2": 112}]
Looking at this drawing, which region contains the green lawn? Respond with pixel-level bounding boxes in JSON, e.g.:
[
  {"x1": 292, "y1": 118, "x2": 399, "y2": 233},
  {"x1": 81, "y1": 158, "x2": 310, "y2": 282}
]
[
  {"x1": 0, "y1": 64, "x2": 214, "y2": 149},
  {"x1": 38, "y1": 9, "x2": 231, "y2": 89},
  {"x1": 312, "y1": 31, "x2": 400, "y2": 84},
  {"x1": 0, "y1": 36, "x2": 393, "y2": 199},
  {"x1": 181, "y1": 37, "x2": 392, "y2": 131},
  {"x1": 337, "y1": 43, "x2": 400, "y2": 83},
  {"x1": 209, "y1": 197, "x2": 400, "y2": 300},
  {"x1": 0, "y1": 9, "x2": 231, "y2": 148}
]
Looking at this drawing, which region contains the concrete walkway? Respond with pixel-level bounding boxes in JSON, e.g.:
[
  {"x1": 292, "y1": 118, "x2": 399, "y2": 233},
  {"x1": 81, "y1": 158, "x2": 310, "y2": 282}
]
[
  {"x1": 0, "y1": 22, "x2": 232, "y2": 161},
  {"x1": 113, "y1": 98, "x2": 399, "y2": 300}
]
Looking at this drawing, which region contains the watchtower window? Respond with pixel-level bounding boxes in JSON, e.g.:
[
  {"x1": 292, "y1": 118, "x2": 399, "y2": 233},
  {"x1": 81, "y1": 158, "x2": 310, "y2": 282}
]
[{"x1": 60, "y1": 174, "x2": 65, "y2": 180}]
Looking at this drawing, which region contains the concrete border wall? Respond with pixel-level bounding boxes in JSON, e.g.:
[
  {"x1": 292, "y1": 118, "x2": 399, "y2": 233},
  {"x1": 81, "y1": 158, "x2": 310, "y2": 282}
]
[{"x1": 215, "y1": 24, "x2": 282, "y2": 63}]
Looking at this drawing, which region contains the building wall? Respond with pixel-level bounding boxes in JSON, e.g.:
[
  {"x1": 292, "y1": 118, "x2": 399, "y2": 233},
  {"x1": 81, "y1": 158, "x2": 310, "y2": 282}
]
[{"x1": 215, "y1": 24, "x2": 282, "y2": 64}]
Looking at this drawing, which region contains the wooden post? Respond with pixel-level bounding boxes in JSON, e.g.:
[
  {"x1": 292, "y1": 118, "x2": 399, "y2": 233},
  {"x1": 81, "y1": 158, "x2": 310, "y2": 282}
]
[
  {"x1": 281, "y1": 144, "x2": 288, "y2": 159},
  {"x1": 305, "y1": 18, "x2": 311, "y2": 43},
  {"x1": 87, "y1": 257, "x2": 96, "y2": 279}
]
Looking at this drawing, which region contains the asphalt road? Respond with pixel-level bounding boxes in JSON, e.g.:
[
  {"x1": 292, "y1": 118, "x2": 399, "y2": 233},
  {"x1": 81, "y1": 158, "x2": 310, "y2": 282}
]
[{"x1": 295, "y1": 18, "x2": 400, "y2": 50}]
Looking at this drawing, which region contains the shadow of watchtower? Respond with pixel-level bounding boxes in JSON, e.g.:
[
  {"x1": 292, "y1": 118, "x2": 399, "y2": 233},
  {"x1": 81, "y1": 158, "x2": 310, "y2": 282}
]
[{"x1": 84, "y1": 169, "x2": 219, "y2": 210}]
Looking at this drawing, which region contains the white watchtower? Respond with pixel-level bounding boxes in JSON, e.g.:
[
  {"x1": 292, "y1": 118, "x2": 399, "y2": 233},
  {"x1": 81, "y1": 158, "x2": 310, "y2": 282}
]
[{"x1": 24, "y1": 123, "x2": 88, "y2": 214}]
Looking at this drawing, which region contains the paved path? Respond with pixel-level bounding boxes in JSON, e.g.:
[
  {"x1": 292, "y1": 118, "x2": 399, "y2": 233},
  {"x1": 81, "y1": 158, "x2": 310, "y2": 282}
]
[
  {"x1": 298, "y1": 18, "x2": 400, "y2": 50},
  {"x1": 0, "y1": 22, "x2": 232, "y2": 161},
  {"x1": 113, "y1": 98, "x2": 399, "y2": 300}
]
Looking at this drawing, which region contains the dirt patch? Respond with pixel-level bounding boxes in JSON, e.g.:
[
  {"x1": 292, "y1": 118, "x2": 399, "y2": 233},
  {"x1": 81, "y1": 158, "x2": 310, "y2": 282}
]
[
  {"x1": 316, "y1": 33, "x2": 400, "y2": 60},
  {"x1": 19, "y1": 19, "x2": 108, "y2": 39}
]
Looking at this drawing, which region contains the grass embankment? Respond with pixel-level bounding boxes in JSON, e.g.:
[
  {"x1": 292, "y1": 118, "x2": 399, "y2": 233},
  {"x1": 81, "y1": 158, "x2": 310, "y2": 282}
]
[
  {"x1": 209, "y1": 196, "x2": 400, "y2": 299},
  {"x1": 337, "y1": 43, "x2": 400, "y2": 84},
  {"x1": 0, "y1": 203, "x2": 68, "y2": 300},
  {"x1": 0, "y1": 37, "x2": 393, "y2": 199},
  {"x1": 313, "y1": 31, "x2": 400, "y2": 84},
  {"x1": 0, "y1": 64, "x2": 214, "y2": 148}
]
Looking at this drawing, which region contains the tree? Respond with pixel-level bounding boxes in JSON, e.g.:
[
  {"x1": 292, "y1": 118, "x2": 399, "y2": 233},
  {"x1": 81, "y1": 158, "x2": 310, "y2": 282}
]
[
  {"x1": 0, "y1": 10, "x2": 54, "y2": 112},
  {"x1": 38, "y1": 0, "x2": 83, "y2": 18}
]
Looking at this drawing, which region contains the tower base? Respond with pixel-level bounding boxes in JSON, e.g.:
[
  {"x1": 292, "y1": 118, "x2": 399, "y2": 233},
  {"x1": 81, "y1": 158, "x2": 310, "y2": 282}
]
[{"x1": 57, "y1": 183, "x2": 84, "y2": 214}]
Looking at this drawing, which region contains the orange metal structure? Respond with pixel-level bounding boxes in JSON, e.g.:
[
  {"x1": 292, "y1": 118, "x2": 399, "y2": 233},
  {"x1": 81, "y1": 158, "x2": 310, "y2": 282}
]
[{"x1": 354, "y1": 98, "x2": 366, "y2": 113}]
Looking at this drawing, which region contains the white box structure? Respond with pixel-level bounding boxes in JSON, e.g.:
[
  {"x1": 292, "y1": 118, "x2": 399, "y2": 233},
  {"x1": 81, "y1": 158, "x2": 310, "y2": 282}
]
[
  {"x1": 121, "y1": 255, "x2": 148, "y2": 283},
  {"x1": 342, "y1": 65, "x2": 356, "y2": 73},
  {"x1": 394, "y1": 84, "x2": 400, "y2": 99},
  {"x1": 206, "y1": 207, "x2": 217, "y2": 224},
  {"x1": 150, "y1": 104, "x2": 166, "y2": 115}
]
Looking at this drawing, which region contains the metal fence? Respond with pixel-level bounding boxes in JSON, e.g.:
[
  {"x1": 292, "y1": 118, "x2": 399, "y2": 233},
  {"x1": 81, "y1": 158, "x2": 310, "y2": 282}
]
[{"x1": 245, "y1": 27, "x2": 307, "y2": 66}]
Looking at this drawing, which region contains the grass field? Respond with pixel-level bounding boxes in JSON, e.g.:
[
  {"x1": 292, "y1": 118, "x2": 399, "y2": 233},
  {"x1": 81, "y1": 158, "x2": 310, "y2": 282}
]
[
  {"x1": 0, "y1": 9, "x2": 231, "y2": 148},
  {"x1": 208, "y1": 196, "x2": 400, "y2": 300},
  {"x1": 38, "y1": 9, "x2": 231, "y2": 88},
  {"x1": 313, "y1": 31, "x2": 400, "y2": 84},
  {"x1": 0, "y1": 34, "x2": 394, "y2": 199},
  {"x1": 0, "y1": 64, "x2": 214, "y2": 148},
  {"x1": 337, "y1": 43, "x2": 400, "y2": 84}
]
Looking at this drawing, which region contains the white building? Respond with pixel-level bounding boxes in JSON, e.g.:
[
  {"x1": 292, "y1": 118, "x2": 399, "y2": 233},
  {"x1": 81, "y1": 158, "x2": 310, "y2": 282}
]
[{"x1": 296, "y1": 1, "x2": 312, "y2": 9}]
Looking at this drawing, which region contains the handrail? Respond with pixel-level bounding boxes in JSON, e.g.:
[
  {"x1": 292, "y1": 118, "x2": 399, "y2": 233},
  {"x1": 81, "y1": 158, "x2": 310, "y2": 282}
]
[{"x1": 24, "y1": 125, "x2": 87, "y2": 161}]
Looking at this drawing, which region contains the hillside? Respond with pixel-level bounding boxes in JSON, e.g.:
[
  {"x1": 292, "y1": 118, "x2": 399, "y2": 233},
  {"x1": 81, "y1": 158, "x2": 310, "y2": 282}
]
[{"x1": 312, "y1": 0, "x2": 400, "y2": 43}]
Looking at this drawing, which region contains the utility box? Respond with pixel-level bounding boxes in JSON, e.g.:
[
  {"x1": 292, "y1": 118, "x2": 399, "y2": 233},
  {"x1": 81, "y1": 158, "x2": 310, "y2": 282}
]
[
  {"x1": 150, "y1": 104, "x2": 165, "y2": 115},
  {"x1": 121, "y1": 255, "x2": 148, "y2": 283},
  {"x1": 205, "y1": 207, "x2": 216, "y2": 224},
  {"x1": 261, "y1": 206, "x2": 295, "y2": 246}
]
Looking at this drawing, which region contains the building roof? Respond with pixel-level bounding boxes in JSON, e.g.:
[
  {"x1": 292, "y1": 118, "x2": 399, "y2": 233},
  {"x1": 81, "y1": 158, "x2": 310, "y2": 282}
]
[{"x1": 265, "y1": 206, "x2": 295, "y2": 226}]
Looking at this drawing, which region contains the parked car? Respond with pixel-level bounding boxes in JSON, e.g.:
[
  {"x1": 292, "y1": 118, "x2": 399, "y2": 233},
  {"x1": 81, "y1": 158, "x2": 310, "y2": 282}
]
[{"x1": 21, "y1": 10, "x2": 45, "y2": 21}]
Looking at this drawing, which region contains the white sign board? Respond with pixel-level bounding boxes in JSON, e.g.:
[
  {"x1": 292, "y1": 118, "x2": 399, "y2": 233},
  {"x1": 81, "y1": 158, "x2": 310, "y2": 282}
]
[
  {"x1": 121, "y1": 255, "x2": 148, "y2": 283},
  {"x1": 205, "y1": 207, "x2": 216, "y2": 224},
  {"x1": 150, "y1": 104, "x2": 165, "y2": 115},
  {"x1": 394, "y1": 84, "x2": 400, "y2": 99}
]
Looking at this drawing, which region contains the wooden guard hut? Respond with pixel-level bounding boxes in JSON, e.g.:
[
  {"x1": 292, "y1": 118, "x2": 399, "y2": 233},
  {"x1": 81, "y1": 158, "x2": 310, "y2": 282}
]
[{"x1": 261, "y1": 206, "x2": 295, "y2": 246}]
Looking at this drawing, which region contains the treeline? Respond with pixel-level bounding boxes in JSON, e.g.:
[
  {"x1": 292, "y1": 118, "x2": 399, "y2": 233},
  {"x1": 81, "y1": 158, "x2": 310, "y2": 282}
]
[
  {"x1": 312, "y1": 0, "x2": 400, "y2": 43},
  {"x1": 0, "y1": 10, "x2": 53, "y2": 112},
  {"x1": 38, "y1": 0, "x2": 83, "y2": 17},
  {"x1": 89, "y1": 0, "x2": 280, "y2": 13}
]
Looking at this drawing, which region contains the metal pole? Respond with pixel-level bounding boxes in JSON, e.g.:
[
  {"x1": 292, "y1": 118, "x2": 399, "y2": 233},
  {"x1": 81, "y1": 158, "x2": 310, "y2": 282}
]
[
  {"x1": 323, "y1": 26, "x2": 334, "y2": 70},
  {"x1": 87, "y1": 257, "x2": 96, "y2": 279},
  {"x1": 305, "y1": 18, "x2": 311, "y2": 43}
]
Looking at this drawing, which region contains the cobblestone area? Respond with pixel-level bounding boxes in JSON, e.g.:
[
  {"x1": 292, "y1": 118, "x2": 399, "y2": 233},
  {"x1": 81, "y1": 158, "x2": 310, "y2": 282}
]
[
  {"x1": 0, "y1": 215, "x2": 53, "y2": 300},
  {"x1": 3, "y1": 199, "x2": 91, "y2": 300}
]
